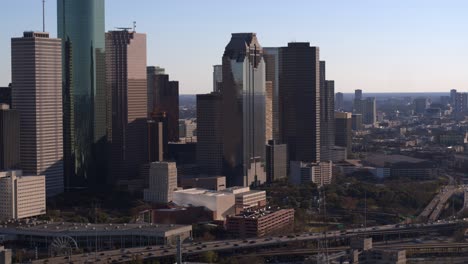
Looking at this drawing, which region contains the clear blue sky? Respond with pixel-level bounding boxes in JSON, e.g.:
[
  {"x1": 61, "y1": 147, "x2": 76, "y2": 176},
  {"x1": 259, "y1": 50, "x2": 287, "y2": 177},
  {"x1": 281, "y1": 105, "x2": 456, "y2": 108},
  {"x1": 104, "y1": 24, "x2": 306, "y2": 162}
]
[{"x1": 2, "y1": 0, "x2": 468, "y2": 94}]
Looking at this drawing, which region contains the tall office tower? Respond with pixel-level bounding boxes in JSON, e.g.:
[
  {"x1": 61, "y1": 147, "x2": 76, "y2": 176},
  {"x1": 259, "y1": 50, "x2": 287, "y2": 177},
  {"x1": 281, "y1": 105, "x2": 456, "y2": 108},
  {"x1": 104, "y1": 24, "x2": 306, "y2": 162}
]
[
  {"x1": 450, "y1": 89, "x2": 457, "y2": 104},
  {"x1": 355, "y1": 89, "x2": 362, "y2": 100},
  {"x1": 279, "y1": 42, "x2": 320, "y2": 163},
  {"x1": 221, "y1": 33, "x2": 266, "y2": 187},
  {"x1": 146, "y1": 66, "x2": 165, "y2": 117},
  {"x1": 454, "y1": 92, "x2": 468, "y2": 113},
  {"x1": 265, "y1": 81, "x2": 273, "y2": 142},
  {"x1": 319, "y1": 61, "x2": 335, "y2": 161},
  {"x1": 147, "y1": 70, "x2": 179, "y2": 142},
  {"x1": 0, "y1": 84, "x2": 12, "y2": 106},
  {"x1": 335, "y1": 112, "x2": 352, "y2": 158},
  {"x1": 106, "y1": 30, "x2": 147, "y2": 184},
  {"x1": 263, "y1": 47, "x2": 280, "y2": 142},
  {"x1": 11, "y1": 32, "x2": 64, "y2": 196},
  {"x1": 196, "y1": 92, "x2": 223, "y2": 175},
  {"x1": 0, "y1": 105, "x2": 20, "y2": 170},
  {"x1": 413, "y1": 98, "x2": 428, "y2": 114},
  {"x1": 143, "y1": 161, "x2": 178, "y2": 204},
  {"x1": 351, "y1": 114, "x2": 363, "y2": 131},
  {"x1": 362, "y1": 97, "x2": 377, "y2": 125},
  {"x1": 213, "y1": 65, "x2": 223, "y2": 92},
  {"x1": 58, "y1": 0, "x2": 107, "y2": 188},
  {"x1": 266, "y1": 140, "x2": 287, "y2": 182},
  {"x1": 147, "y1": 112, "x2": 168, "y2": 162},
  {"x1": 335, "y1": 92, "x2": 344, "y2": 110}
]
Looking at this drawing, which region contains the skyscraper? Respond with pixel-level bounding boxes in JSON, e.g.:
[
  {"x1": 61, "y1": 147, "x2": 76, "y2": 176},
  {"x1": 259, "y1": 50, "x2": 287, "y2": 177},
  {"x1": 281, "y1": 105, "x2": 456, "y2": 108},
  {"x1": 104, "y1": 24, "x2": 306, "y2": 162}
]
[
  {"x1": 335, "y1": 111, "x2": 352, "y2": 158},
  {"x1": 265, "y1": 81, "x2": 273, "y2": 142},
  {"x1": 196, "y1": 92, "x2": 223, "y2": 176},
  {"x1": 453, "y1": 92, "x2": 468, "y2": 114},
  {"x1": 355, "y1": 89, "x2": 362, "y2": 100},
  {"x1": 221, "y1": 33, "x2": 266, "y2": 187},
  {"x1": 147, "y1": 112, "x2": 168, "y2": 163},
  {"x1": 450, "y1": 89, "x2": 457, "y2": 105},
  {"x1": 106, "y1": 30, "x2": 147, "y2": 184},
  {"x1": 413, "y1": 98, "x2": 428, "y2": 114},
  {"x1": 147, "y1": 70, "x2": 179, "y2": 142},
  {"x1": 279, "y1": 42, "x2": 320, "y2": 163},
  {"x1": 213, "y1": 65, "x2": 222, "y2": 93},
  {"x1": 143, "y1": 161, "x2": 178, "y2": 204},
  {"x1": 58, "y1": 0, "x2": 107, "y2": 188},
  {"x1": 146, "y1": 66, "x2": 165, "y2": 117},
  {"x1": 11, "y1": 32, "x2": 64, "y2": 196},
  {"x1": 266, "y1": 140, "x2": 287, "y2": 182},
  {"x1": 319, "y1": 61, "x2": 335, "y2": 161},
  {"x1": 263, "y1": 47, "x2": 280, "y2": 142},
  {"x1": 0, "y1": 104, "x2": 20, "y2": 171},
  {"x1": 335, "y1": 92, "x2": 344, "y2": 110},
  {"x1": 362, "y1": 97, "x2": 377, "y2": 125}
]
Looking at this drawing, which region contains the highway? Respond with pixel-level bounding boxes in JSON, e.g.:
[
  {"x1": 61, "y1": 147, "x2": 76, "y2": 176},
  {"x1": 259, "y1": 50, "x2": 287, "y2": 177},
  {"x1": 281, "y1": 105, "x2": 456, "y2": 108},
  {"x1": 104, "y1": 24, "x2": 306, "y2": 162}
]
[
  {"x1": 32, "y1": 220, "x2": 467, "y2": 264},
  {"x1": 418, "y1": 185, "x2": 468, "y2": 222}
]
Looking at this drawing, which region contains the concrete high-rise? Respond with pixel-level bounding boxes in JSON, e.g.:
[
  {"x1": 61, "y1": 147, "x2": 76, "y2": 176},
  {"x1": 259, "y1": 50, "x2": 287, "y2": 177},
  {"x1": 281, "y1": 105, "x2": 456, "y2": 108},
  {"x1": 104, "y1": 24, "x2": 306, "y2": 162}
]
[
  {"x1": 58, "y1": 0, "x2": 107, "y2": 188},
  {"x1": 335, "y1": 112, "x2": 352, "y2": 158},
  {"x1": 147, "y1": 112, "x2": 168, "y2": 163},
  {"x1": 450, "y1": 89, "x2": 457, "y2": 105},
  {"x1": 143, "y1": 162, "x2": 178, "y2": 204},
  {"x1": 335, "y1": 92, "x2": 344, "y2": 110},
  {"x1": 213, "y1": 65, "x2": 222, "y2": 92},
  {"x1": 453, "y1": 92, "x2": 468, "y2": 114},
  {"x1": 147, "y1": 69, "x2": 179, "y2": 142},
  {"x1": 106, "y1": 30, "x2": 147, "y2": 184},
  {"x1": 279, "y1": 42, "x2": 320, "y2": 163},
  {"x1": 414, "y1": 98, "x2": 428, "y2": 114},
  {"x1": 352, "y1": 114, "x2": 363, "y2": 131},
  {"x1": 0, "y1": 105, "x2": 20, "y2": 171},
  {"x1": 362, "y1": 97, "x2": 377, "y2": 125},
  {"x1": 263, "y1": 47, "x2": 280, "y2": 142},
  {"x1": 221, "y1": 33, "x2": 266, "y2": 186},
  {"x1": 196, "y1": 92, "x2": 223, "y2": 175},
  {"x1": 11, "y1": 32, "x2": 64, "y2": 196},
  {"x1": 355, "y1": 89, "x2": 362, "y2": 100}
]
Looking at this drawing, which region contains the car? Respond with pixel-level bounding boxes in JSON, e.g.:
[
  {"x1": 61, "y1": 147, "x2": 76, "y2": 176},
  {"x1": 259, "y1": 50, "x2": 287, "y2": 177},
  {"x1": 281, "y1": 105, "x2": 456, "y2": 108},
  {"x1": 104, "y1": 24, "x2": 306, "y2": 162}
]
[
  {"x1": 243, "y1": 240, "x2": 248, "y2": 243},
  {"x1": 214, "y1": 245, "x2": 219, "y2": 248},
  {"x1": 196, "y1": 247, "x2": 202, "y2": 250},
  {"x1": 100, "y1": 253, "x2": 105, "y2": 256},
  {"x1": 188, "y1": 250, "x2": 193, "y2": 252},
  {"x1": 225, "y1": 242, "x2": 230, "y2": 245},
  {"x1": 147, "y1": 253, "x2": 153, "y2": 256},
  {"x1": 202, "y1": 245, "x2": 207, "y2": 248},
  {"x1": 233, "y1": 244, "x2": 239, "y2": 246},
  {"x1": 249, "y1": 241, "x2": 256, "y2": 244},
  {"x1": 146, "y1": 246, "x2": 152, "y2": 250},
  {"x1": 163, "y1": 249, "x2": 169, "y2": 253}
]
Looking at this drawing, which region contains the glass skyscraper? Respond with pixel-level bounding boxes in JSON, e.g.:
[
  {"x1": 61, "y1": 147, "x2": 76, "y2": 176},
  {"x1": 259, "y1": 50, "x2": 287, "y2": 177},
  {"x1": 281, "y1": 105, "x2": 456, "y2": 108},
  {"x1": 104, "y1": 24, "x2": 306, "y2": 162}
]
[
  {"x1": 58, "y1": 0, "x2": 107, "y2": 188},
  {"x1": 221, "y1": 33, "x2": 266, "y2": 187}
]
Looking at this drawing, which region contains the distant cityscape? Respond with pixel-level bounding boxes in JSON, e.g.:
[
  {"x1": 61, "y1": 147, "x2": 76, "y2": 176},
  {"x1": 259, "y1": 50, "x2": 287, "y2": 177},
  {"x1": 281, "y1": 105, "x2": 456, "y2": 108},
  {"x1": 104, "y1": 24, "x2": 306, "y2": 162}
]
[{"x1": 0, "y1": 1, "x2": 468, "y2": 264}]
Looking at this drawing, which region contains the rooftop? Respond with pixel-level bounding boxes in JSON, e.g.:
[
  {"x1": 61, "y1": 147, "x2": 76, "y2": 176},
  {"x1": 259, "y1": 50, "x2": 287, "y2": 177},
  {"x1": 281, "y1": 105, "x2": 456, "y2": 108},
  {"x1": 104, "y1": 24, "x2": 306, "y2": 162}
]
[{"x1": 365, "y1": 154, "x2": 428, "y2": 167}]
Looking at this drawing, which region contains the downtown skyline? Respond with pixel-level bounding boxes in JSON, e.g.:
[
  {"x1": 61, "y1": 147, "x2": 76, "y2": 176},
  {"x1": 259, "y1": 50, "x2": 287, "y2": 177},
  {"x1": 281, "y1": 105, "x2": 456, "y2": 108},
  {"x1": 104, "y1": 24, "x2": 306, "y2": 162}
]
[{"x1": 2, "y1": 0, "x2": 468, "y2": 94}]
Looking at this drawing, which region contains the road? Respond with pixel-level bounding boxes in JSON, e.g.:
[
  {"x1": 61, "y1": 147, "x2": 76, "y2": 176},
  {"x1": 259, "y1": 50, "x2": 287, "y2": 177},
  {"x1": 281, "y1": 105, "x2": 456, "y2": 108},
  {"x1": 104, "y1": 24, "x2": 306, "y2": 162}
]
[{"x1": 32, "y1": 219, "x2": 467, "y2": 264}]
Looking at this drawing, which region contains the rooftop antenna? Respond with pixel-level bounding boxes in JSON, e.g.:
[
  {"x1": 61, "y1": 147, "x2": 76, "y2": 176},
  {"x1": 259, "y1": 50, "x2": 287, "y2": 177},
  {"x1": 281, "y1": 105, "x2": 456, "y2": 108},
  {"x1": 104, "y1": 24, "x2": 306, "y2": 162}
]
[
  {"x1": 42, "y1": 0, "x2": 46, "y2": 32},
  {"x1": 133, "y1": 21, "x2": 136, "y2": 32}
]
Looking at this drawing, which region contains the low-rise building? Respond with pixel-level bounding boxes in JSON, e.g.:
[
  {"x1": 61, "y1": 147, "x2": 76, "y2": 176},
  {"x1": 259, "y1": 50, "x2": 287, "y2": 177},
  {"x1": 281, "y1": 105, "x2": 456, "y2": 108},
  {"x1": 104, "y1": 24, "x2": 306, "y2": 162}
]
[
  {"x1": 172, "y1": 188, "x2": 235, "y2": 221},
  {"x1": 225, "y1": 209, "x2": 294, "y2": 238},
  {"x1": 364, "y1": 154, "x2": 437, "y2": 180},
  {"x1": 0, "y1": 170, "x2": 46, "y2": 221},
  {"x1": 223, "y1": 187, "x2": 267, "y2": 214},
  {"x1": 0, "y1": 246, "x2": 12, "y2": 264}
]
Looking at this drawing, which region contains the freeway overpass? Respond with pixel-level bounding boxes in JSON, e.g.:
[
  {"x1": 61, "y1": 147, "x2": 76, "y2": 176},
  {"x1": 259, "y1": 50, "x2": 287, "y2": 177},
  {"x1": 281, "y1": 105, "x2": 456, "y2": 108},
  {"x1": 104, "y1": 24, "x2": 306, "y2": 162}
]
[{"x1": 32, "y1": 220, "x2": 468, "y2": 264}]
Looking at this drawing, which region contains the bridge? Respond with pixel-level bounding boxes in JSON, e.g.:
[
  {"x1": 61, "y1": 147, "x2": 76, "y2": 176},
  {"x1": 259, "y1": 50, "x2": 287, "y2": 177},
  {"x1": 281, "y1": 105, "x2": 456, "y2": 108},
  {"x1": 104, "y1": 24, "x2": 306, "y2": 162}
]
[
  {"x1": 32, "y1": 220, "x2": 468, "y2": 264},
  {"x1": 418, "y1": 185, "x2": 468, "y2": 222}
]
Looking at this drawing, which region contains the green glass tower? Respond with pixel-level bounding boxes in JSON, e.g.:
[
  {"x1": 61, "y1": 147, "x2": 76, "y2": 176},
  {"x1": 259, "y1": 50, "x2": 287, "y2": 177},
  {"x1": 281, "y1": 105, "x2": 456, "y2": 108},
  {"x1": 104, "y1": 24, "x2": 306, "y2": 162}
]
[{"x1": 58, "y1": 0, "x2": 107, "y2": 188}]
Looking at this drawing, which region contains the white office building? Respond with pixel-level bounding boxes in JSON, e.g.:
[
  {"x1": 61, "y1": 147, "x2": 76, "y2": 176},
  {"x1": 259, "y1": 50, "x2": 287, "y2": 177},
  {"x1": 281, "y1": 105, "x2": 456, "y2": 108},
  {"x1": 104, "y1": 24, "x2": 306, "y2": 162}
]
[
  {"x1": 144, "y1": 162, "x2": 178, "y2": 204},
  {"x1": 290, "y1": 161, "x2": 333, "y2": 187},
  {"x1": 0, "y1": 170, "x2": 46, "y2": 221}
]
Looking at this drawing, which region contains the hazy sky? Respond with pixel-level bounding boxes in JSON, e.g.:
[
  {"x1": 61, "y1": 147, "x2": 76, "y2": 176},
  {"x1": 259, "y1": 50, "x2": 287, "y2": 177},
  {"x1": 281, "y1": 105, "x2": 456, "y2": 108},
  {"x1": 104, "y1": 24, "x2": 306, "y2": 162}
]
[{"x1": 2, "y1": 0, "x2": 468, "y2": 94}]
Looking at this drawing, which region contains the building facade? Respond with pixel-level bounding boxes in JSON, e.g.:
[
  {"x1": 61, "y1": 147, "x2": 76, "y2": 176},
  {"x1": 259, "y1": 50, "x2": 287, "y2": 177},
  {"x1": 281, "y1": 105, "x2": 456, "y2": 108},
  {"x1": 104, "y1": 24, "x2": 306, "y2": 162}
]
[
  {"x1": 335, "y1": 92, "x2": 344, "y2": 110},
  {"x1": 290, "y1": 161, "x2": 332, "y2": 186},
  {"x1": 0, "y1": 85, "x2": 11, "y2": 107},
  {"x1": 213, "y1": 65, "x2": 222, "y2": 93},
  {"x1": 265, "y1": 140, "x2": 287, "y2": 182},
  {"x1": 146, "y1": 66, "x2": 165, "y2": 117},
  {"x1": 263, "y1": 47, "x2": 280, "y2": 142},
  {"x1": 144, "y1": 162, "x2": 178, "y2": 204},
  {"x1": 226, "y1": 209, "x2": 294, "y2": 238},
  {"x1": 0, "y1": 105, "x2": 20, "y2": 170},
  {"x1": 106, "y1": 30, "x2": 147, "y2": 184},
  {"x1": 147, "y1": 69, "x2": 179, "y2": 142},
  {"x1": 279, "y1": 43, "x2": 320, "y2": 163},
  {"x1": 221, "y1": 33, "x2": 266, "y2": 187},
  {"x1": 11, "y1": 32, "x2": 64, "y2": 196},
  {"x1": 196, "y1": 92, "x2": 223, "y2": 175},
  {"x1": 58, "y1": 0, "x2": 107, "y2": 188},
  {"x1": 335, "y1": 111, "x2": 352, "y2": 158},
  {"x1": 0, "y1": 170, "x2": 46, "y2": 221}
]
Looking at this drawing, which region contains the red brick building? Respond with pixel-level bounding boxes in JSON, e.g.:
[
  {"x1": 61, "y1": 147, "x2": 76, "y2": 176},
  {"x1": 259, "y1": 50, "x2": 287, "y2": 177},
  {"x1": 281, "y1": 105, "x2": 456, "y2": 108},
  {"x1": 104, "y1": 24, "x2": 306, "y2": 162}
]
[{"x1": 226, "y1": 209, "x2": 294, "y2": 238}]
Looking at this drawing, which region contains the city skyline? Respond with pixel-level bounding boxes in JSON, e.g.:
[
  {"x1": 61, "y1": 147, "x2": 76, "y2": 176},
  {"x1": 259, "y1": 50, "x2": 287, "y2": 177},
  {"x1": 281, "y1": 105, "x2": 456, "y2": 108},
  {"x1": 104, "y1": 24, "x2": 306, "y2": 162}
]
[{"x1": 2, "y1": 0, "x2": 468, "y2": 94}]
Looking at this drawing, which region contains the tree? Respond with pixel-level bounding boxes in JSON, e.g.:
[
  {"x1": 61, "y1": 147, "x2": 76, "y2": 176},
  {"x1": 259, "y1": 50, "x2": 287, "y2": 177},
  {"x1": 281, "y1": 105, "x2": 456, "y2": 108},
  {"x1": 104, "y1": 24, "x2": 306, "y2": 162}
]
[{"x1": 201, "y1": 251, "x2": 218, "y2": 263}]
